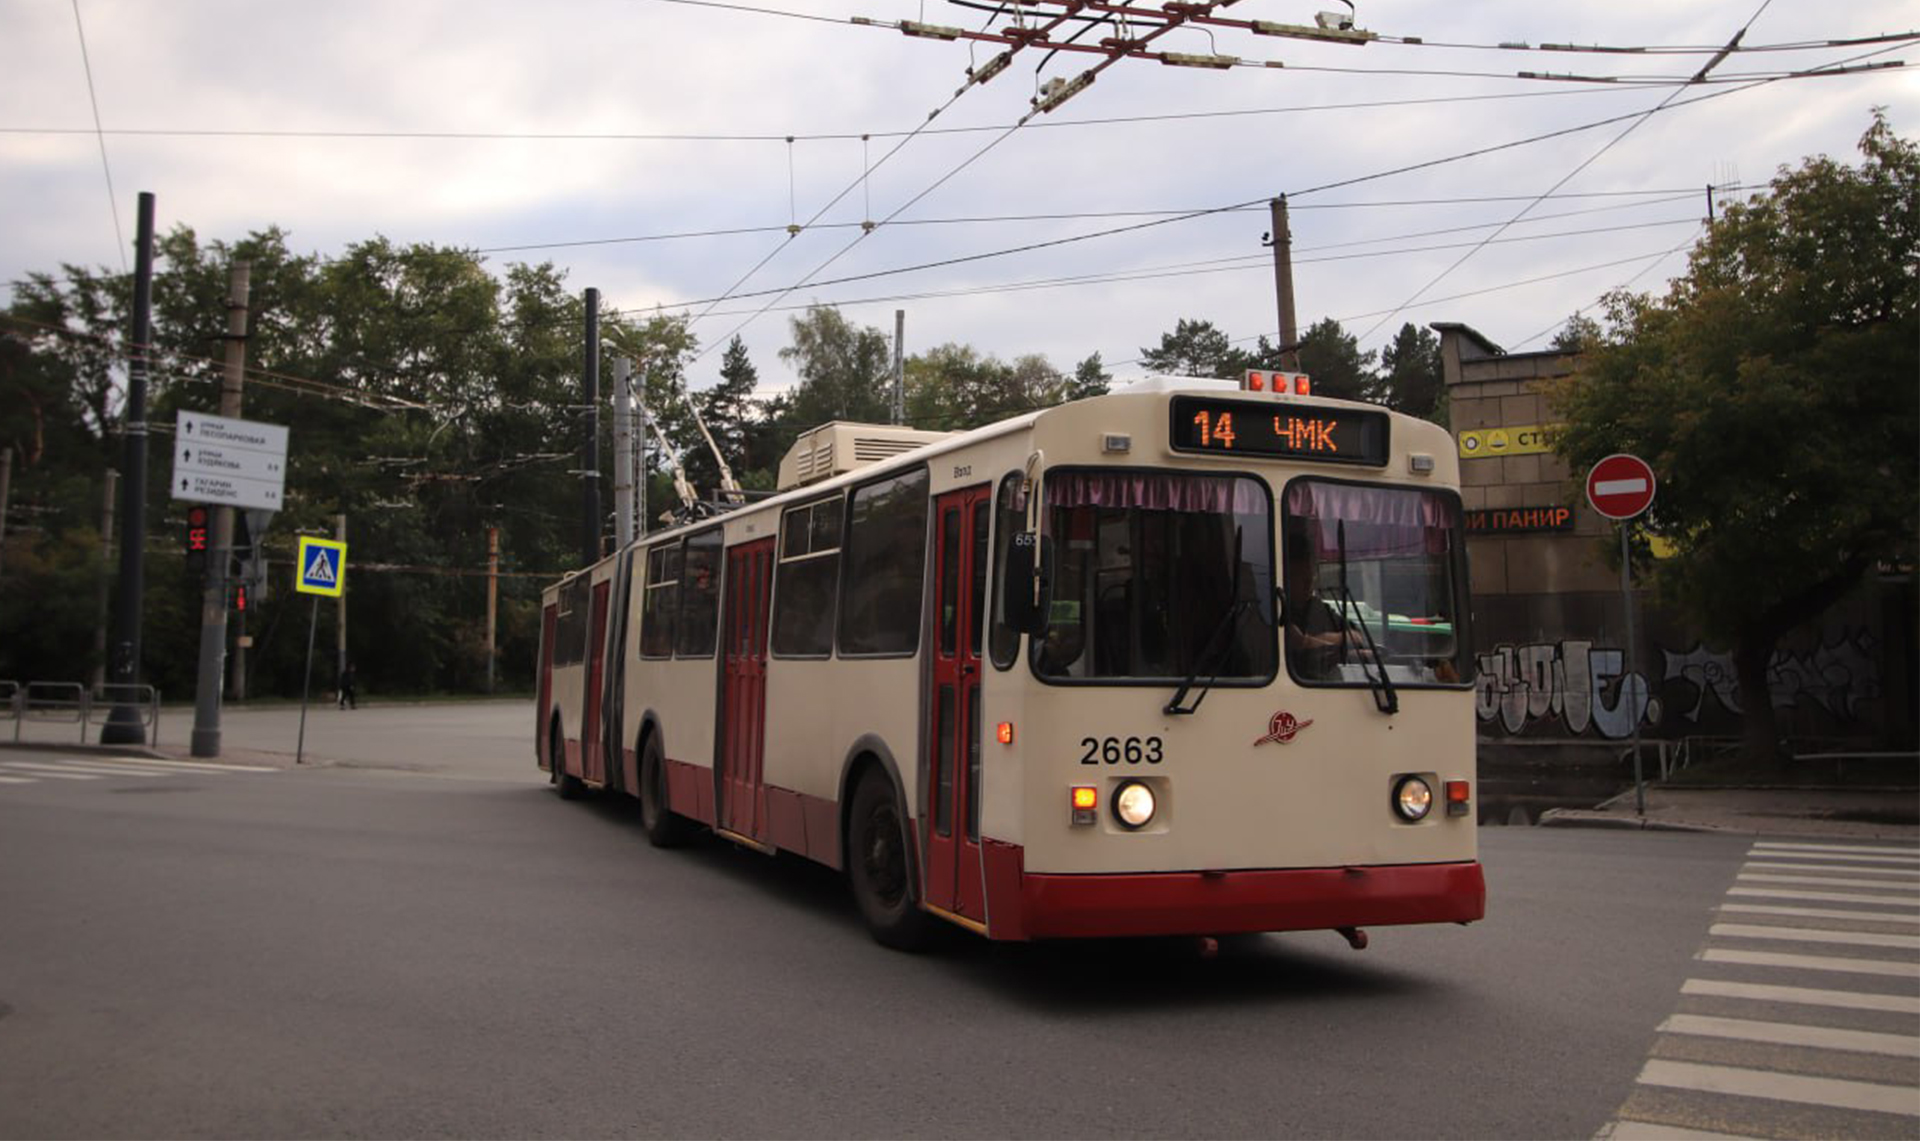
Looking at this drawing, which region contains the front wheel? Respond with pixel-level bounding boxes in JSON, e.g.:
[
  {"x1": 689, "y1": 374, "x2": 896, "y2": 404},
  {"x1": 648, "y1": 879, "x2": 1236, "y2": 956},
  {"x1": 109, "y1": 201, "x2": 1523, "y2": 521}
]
[
  {"x1": 640, "y1": 735, "x2": 697, "y2": 848},
  {"x1": 847, "y1": 770, "x2": 937, "y2": 951}
]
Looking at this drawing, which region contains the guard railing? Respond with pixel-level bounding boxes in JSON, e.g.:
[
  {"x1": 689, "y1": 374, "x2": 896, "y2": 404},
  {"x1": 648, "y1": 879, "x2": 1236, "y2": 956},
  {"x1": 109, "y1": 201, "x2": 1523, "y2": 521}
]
[{"x1": 2, "y1": 680, "x2": 162, "y2": 747}]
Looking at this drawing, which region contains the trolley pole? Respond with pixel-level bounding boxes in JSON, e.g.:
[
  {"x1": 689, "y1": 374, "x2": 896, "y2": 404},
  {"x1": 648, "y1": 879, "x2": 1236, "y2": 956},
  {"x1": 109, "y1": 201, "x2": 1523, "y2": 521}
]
[
  {"x1": 190, "y1": 260, "x2": 250, "y2": 757},
  {"x1": 102, "y1": 191, "x2": 156, "y2": 745}
]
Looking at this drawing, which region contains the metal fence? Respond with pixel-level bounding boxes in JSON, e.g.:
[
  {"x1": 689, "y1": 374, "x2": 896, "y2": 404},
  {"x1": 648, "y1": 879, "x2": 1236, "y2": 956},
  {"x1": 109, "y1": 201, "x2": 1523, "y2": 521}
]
[{"x1": 0, "y1": 681, "x2": 162, "y2": 747}]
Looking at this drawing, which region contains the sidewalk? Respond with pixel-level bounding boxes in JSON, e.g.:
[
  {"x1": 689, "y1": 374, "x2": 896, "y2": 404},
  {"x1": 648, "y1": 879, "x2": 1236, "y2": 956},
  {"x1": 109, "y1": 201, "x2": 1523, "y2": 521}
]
[{"x1": 1541, "y1": 785, "x2": 1919, "y2": 841}]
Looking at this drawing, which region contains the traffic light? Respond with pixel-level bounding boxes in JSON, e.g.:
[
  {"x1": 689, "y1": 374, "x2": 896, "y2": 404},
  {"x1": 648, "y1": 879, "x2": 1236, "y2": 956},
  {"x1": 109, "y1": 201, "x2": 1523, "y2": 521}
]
[
  {"x1": 233, "y1": 583, "x2": 248, "y2": 612},
  {"x1": 184, "y1": 505, "x2": 210, "y2": 576}
]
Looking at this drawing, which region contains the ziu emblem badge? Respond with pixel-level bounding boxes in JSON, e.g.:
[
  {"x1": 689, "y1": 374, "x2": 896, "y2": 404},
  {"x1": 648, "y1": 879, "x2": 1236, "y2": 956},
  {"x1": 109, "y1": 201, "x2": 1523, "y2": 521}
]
[{"x1": 1253, "y1": 711, "x2": 1313, "y2": 746}]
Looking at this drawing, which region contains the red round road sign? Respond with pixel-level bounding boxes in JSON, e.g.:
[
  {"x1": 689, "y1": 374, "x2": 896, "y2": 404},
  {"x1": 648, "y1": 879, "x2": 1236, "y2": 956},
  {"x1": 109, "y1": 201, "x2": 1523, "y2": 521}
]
[{"x1": 1586, "y1": 453, "x2": 1656, "y2": 520}]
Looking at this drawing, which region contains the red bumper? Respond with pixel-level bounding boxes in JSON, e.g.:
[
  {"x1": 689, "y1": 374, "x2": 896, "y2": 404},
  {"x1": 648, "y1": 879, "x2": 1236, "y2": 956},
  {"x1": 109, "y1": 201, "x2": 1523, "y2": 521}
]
[{"x1": 997, "y1": 853, "x2": 1485, "y2": 940}]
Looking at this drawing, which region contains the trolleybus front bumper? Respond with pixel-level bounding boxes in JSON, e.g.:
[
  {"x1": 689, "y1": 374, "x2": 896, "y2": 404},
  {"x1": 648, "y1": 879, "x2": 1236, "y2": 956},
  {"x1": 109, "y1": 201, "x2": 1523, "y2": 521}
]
[{"x1": 988, "y1": 852, "x2": 1485, "y2": 940}]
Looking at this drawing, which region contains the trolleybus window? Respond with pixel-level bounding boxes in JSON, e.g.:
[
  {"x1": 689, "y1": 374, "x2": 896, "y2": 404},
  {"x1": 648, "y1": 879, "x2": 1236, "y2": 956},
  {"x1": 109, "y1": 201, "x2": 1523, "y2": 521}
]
[
  {"x1": 1035, "y1": 470, "x2": 1273, "y2": 683},
  {"x1": 837, "y1": 467, "x2": 929, "y2": 657},
  {"x1": 1282, "y1": 479, "x2": 1470, "y2": 687},
  {"x1": 773, "y1": 495, "x2": 842, "y2": 657},
  {"x1": 640, "y1": 545, "x2": 679, "y2": 659},
  {"x1": 555, "y1": 575, "x2": 588, "y2": 666},
  {"x1": 676, "y1": 528, "x2": 722, "y2": 658}
]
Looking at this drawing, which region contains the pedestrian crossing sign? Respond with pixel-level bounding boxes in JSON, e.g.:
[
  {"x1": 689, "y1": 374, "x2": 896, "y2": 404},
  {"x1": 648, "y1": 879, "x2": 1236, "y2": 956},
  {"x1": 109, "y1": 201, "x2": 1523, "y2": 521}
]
[{"x1": 296, "y1": 536, "x2": 348, "y2": 597}]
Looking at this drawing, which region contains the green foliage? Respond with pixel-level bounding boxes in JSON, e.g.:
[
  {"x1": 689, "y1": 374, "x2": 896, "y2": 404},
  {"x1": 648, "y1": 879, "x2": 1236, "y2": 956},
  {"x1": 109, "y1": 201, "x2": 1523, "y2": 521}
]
[
  {"x1": 1138, "y1": 318, "x2": 1244, "y2": 379},
  {"x1": 1376, "y1": 322, "x2": 1443, "y2": 422},
  {"x1": 1294, "y1": 317, "x2": 1378, "y2": 403},
  {"x1": 1549, "y1": 112, "x2": 1919, "y2": 758}
]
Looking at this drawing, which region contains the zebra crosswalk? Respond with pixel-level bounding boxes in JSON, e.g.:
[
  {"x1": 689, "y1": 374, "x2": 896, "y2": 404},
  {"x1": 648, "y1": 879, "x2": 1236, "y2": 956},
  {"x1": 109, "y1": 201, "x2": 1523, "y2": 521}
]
[
  {"x1": 0, "y1": 753, "x2": 278, "y2": 787},
  {"x1": 1601, "y1": 839, "x2": 1920, "y2": 1140}
]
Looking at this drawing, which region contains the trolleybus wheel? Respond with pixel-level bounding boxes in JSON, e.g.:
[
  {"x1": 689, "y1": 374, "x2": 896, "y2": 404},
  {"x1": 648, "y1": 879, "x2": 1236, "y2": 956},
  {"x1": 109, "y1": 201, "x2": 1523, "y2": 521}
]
[
  {"x1": 847, "y1": 769, "x2": 936, "y2": 951},
  {"x1": 551, "y1": 724, "x2": 583, "y2": 801},
  {"x1": 640, "y1": 734, "x2": 696, "y2": 848}
]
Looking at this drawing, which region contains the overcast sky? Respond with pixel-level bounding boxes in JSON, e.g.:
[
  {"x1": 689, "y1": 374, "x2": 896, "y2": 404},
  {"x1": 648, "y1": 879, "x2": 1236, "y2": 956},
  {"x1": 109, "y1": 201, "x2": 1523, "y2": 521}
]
[{"x1": 3, "y1": 0, "x2": 1914, "y2": 399}]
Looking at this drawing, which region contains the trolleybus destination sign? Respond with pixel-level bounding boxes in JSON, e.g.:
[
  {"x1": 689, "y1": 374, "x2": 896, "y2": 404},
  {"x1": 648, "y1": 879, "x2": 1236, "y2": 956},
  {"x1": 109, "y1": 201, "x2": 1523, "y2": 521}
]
[{"x1": 1168, "y1": 396, "x2": 1389, "y2": 466}]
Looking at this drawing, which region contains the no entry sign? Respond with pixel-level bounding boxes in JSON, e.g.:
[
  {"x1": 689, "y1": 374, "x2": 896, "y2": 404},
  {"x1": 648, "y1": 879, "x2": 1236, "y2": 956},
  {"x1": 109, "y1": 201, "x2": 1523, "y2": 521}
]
[{"x1": 1586, "y1": 453, "x2": 1656, "y2": 520}]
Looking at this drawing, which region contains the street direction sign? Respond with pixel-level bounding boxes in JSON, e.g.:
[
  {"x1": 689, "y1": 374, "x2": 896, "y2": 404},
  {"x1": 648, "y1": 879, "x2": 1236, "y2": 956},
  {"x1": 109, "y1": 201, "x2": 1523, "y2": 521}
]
[
  {"x1": 296, "y1": 536, "x2": 347, "y2": 598},
  {"x1": 1586, "y1": 453, "x2": 1656, "y2": 520},
  {"x1": 170, "y1": 411, "x2": 288, "y2": 511}
]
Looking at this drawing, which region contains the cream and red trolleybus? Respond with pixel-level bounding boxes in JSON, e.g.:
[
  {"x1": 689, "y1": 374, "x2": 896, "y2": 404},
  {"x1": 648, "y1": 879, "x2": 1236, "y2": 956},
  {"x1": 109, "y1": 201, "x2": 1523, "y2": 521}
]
[{"x1": 538, "y1": 372, "x2": 1483, "y2": 949}]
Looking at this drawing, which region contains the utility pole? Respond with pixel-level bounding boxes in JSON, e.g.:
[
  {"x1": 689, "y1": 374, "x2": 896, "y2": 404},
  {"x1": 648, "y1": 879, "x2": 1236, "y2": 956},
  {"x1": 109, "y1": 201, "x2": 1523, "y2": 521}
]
[
  {"x1": 189, "y1": 262, "x2": 250, "y2": 755},
  {"x1": 636, "y1": 373, "x2": 649, "y2": 540},
  {"x1": 334, "y1": 513, "x2": 347, "y2": 685},
  {"x1": 582, "y1": 288, "x2": 601, "y2": 566},
  {"x1": 102, "y1": 191, "x2": 156, "y2": 745},
  {"x1": 91, "y1": 469, "x2": 117, "y2": 689},
  {"x1": 485, "y1": 526, "x2": 500, "y2": 694},
  {"x1": 891, "y1": 309, "x2": 906, "y2": 425},
  {"x1": 1266, "y1": 196, "x2": 1301, "y2": 372},
  {"x1": 1706, "y1": 183, "x2": 1717, "y2": 222},
  {"x1": 0, "y1": 445, "x2": 11, "y2": 576},
  {"x1": 612, "y1": 356, "x2": 634, "y2": 548}
]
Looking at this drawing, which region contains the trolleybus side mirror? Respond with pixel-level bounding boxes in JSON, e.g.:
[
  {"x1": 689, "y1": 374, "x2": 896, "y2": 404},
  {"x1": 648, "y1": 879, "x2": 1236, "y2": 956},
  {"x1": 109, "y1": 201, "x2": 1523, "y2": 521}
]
[{"x1": 1002, "y1": 531, "x2": 1054, "y2": 635}]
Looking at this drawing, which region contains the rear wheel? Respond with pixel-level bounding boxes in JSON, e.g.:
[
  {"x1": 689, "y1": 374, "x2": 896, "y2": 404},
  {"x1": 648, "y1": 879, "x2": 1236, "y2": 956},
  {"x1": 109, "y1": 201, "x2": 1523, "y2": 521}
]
[
  {"x1": 551, "y1": 724, "x2": 584, "y2": 800},
  {"x1": 640, "y1": 734, "x2": 697, "y2": 847},
  {"x1": 847, "y1": 769, "x2": 937, "y2": 951}
]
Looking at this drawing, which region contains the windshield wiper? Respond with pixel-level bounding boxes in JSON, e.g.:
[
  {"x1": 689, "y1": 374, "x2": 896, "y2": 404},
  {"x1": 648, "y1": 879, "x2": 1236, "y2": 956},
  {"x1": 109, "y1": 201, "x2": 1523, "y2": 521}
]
[
  {"x1": 1336, "y1": 520, "x2": 1398, "y2": 716},
  {"x1": 1165, "y1": 530, "x2": 1251, "y2": 717},
  {"x1": 1164, "y1": 597, "x2": 1255, "y2": 716}
]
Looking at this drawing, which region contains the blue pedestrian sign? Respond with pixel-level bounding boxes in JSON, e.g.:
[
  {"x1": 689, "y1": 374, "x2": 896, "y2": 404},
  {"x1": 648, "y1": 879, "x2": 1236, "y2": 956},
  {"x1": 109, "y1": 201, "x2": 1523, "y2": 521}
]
[{"x1": 296, "y1": 536, "x2": 348, "y2": 598}]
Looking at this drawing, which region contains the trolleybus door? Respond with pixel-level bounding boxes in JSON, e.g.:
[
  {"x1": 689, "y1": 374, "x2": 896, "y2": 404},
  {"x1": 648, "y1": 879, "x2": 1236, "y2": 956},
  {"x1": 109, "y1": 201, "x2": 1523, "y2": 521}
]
[
  {"x1": 538, "y1": 603, "x2": 556, "y2": 770},
  {"x1": 581, "y1": 580, "x2": 612, "y2": 785},
  {"x1": 719, "y1": 539, "x2": 774, "y2": 841},
  {"x1": 926, "y1": 486, "x2": 989, "y2": 920}
]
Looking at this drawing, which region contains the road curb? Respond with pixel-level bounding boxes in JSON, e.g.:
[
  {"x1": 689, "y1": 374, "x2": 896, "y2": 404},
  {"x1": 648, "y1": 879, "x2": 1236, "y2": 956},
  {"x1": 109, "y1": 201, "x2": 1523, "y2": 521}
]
[{"x1": 1537, "y1": 808, "x2": 1721, "y2": 833}]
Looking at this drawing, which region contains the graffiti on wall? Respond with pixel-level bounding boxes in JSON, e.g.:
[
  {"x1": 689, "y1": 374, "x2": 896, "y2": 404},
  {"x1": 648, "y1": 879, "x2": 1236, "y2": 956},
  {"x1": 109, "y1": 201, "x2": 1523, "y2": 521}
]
[
  {"x1": 1663, "y1": 629, "x2": 1882, "y2": 722},
  {"x1": 1475, "y1": 629, "x2": 1881, "y2": 738},
  {"x1": 1474, "y1": 641, "x2": 1659, "y2": 739}
]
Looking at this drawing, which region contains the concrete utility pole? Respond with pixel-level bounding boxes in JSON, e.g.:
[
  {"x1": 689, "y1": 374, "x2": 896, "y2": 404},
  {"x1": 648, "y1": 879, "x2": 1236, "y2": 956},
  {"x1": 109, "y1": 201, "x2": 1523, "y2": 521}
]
[
  {"x1": 891, "y1": 309, "x2": 906, "y2": 425},
  {"x1": 334, "y1": 513, "x2": 347, "y2": 683},
  {"x1": 91, "y1": 469, "x2": 117, "y2": 689},
  {"x1": 582, "y1": 288, "x2": 601, "y2": 567},
  {"x1": 1267, "y1": 196, "x2": 1301, "y2": 372},
  {"x1": 190, "y1": 260, "x2": 250, "y2": 757},
  {"x1": 636, "y1": 377, "x2": 649, "y2": 540},
  {"x1": 485, "y1": 526, "x2": 499, "y2": 694},
  {"x1": 612, "y1": 356, "x2": 634, "y2": 548},
  {"x1": 102, "y1": 191, "x2": 156, "y2": 745}
]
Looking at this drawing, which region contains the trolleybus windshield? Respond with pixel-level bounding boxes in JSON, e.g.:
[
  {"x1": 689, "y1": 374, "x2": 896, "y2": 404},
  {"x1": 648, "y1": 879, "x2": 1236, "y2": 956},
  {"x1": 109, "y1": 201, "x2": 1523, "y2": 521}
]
[
  {"x1": 1282, "y1": 479, "x2": 1471, "y2": 688},
  {"x1": 1035, "y1": 470, "x2": 1274, "y2": 684}
]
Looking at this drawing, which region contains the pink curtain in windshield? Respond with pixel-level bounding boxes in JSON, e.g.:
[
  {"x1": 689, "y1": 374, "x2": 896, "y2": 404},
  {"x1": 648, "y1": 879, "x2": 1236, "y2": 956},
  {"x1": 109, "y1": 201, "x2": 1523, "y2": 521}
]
[
  {"x1": 1284, "y1": 481, "x2": 1453, "y2": 556},
  {"x1": 1048, "y1": 472, "x2": 1265, "y2": 515}
]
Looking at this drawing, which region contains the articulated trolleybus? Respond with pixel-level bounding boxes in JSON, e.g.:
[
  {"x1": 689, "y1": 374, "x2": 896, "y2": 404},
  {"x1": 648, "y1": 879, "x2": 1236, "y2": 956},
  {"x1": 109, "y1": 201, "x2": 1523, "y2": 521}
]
[{"x1": 538, "y1": 372, "x2": 1483, "y2": 950}]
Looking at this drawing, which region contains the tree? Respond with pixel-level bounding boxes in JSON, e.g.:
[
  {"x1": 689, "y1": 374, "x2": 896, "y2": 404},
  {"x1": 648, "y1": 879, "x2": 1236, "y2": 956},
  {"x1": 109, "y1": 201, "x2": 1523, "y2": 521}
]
[
  {"x1": 779, "y1": 306, "x2": 892, "y2": 431},
  {"x1": 1064, "y1": 352, "x2": 1111, "y2": 400},
  {"x1": 1549, "y1": 313, "x2": 1603, "y2": 353},
  {"x1": 1376, "y1": 322, "x2": 1443, "y2": 421},
  {"x1": 1139, "y1": 318, "x2": 1248, "y2": 379},
  {"x1": 1294, "y1": 317, "x2": 1377, "y2": 402},
  {"x1": 1549, "y1": 112, "x2": 1918, "y2": 764},
  {"x1": 699, "y1": 336, "x2": 770, "y2": 486}
]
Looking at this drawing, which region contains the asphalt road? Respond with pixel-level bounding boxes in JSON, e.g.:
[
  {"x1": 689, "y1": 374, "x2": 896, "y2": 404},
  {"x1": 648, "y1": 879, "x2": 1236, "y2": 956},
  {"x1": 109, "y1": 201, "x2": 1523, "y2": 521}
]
[{"x1": 0, "y1": 702, "x2": 1911, "y2": 1138}]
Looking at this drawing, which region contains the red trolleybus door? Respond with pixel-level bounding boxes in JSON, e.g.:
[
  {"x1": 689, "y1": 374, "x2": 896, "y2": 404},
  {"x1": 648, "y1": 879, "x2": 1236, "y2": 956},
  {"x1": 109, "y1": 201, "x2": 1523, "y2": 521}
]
[
  {"x1": 581, "y1": 580, "x2": 612, "y2": 785},
  {"x1": 538, "y1": 603, "x2": 557, "y2": 770},
  {"x1": 926, "y1": 487, "x2": 989, "y2": 922},
  {"x1": 719, "y1": 539, "x2": 775, "y2": 842}
]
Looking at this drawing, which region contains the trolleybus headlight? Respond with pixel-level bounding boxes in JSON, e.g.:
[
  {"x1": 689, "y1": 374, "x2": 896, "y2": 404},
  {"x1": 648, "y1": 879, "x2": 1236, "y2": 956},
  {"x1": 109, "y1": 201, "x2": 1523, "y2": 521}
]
[
  {"x1": 1393, "y1": 776, "x2": 1433, "y2": 821},
  {"x1": 1113, "y1": 780, "x2": 1157, "y2": 830}
]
